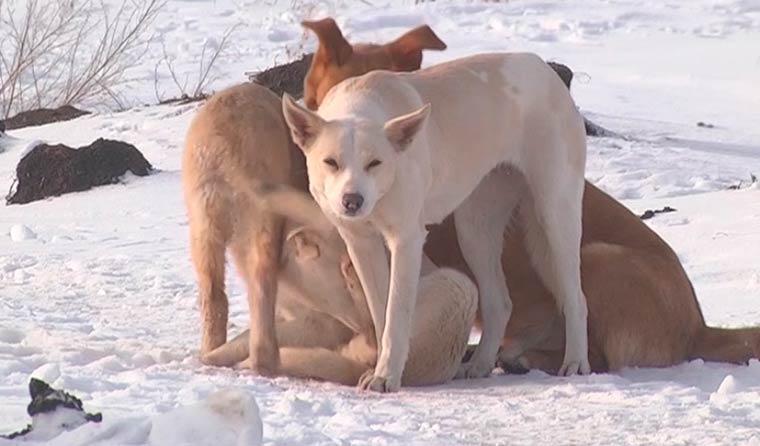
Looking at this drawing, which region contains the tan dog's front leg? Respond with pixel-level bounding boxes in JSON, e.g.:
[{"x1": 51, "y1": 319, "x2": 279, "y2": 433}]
[
  {"x1": 339, "y1": 227, "x2": 390, "y2": 355},
  {"x1": 359, "y1": 230, "x2": 425, "y2": 392}
]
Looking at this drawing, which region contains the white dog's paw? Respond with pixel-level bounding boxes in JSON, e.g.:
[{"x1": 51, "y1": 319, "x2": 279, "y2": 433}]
[
  {"x1": 357, "y1": 369, "x2": 400, "y2": 393},
  {"x1": 455, "y1": 356, "x2": 495, "y2": 380},
  {"x1": 558, "y1": 359, "x2": 591, "y2": 376}
]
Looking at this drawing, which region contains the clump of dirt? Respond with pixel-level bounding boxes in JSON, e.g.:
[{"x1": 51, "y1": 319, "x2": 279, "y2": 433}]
[
  {"x1": 7, "y1": 138, "x2": 152, "y2": 205},
  {"x1": 250, "y1": 53, "x2": 314, "y2": 98},
  {"x1": 1, "y1": 105, "x2": 90, "y2": 131}
]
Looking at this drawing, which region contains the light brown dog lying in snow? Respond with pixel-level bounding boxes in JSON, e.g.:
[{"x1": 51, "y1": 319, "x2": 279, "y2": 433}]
[{"x1": 204, "y1": 185, "x2": 476, "y2": 386}]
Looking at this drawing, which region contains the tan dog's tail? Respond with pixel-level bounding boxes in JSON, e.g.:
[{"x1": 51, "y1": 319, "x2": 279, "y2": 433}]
[
  {"x1": 691, "y1": 326, "x2": 760, "y2": 364},
  {"x1": 251, "y1": 182, "x2": 334, "y2": 236}
]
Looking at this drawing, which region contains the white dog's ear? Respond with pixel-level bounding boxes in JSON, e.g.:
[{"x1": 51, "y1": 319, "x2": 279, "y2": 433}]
[
  {"x1": 285, "y1": 226, "x2": 321, "y2": 260},
  {"x1": 282, "y1": 93, "x2": 326, "y2": 150},
  {"x1": 384, "y1": 103, "x2": 431, "y2": 152}
]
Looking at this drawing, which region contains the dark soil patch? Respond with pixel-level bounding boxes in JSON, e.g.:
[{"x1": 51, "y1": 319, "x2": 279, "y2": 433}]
[
  {"x1": 7, "y1": 138, "x2": 152, "y2": 205},
  {"x1": 639, "y1": 206, "x2": 677, "y2": 220},
  {"x1": 158, "y1": 93, "x2": 209, "y2": 106},
  {"x1": 2, "y1": 105, "x2": 90, "y2": 131},
  {"x1": 546, "y1": 61, "x2": 616, "y2": 138},
  {"x1": 249, "y1": 53, "x2": 314, "y2": 98}
]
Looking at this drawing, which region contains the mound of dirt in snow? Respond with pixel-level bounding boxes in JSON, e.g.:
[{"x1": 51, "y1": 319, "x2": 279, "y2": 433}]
[
  {"x1": 6, "y1": 138, "x2": 152, "y2": 205},
  {"x1": 1, "y1": 105, "x2": 90, "y2": 131},
  {"x1": 249, "y1": 53, "x2": 313, "y2": 98}
]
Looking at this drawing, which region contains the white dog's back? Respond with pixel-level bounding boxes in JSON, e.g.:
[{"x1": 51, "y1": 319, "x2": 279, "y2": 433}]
[{"x1": 317, "y1": 53, "x2": 585, "y2": 225}]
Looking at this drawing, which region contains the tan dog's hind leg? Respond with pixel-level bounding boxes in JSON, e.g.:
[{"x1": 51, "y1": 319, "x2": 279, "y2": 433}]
[
  {"x1": 231, "y1": 213, "x2": 284, "y2": 376},
  {"x1": 188, "y1": 198, "x2": 231, "y2": 361}
]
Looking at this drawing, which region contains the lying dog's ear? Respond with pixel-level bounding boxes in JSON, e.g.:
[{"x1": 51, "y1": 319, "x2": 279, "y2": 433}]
[
  {"x1": 302, "y1": 18, "x2": 353, "y2": 66},
  {"x1": 285, "y1": 227, "x2": 321, "y2": 261},
  {"x1": 384, "y1": 103, "x2": 431, "y2": 152},
  {"x1": 386, "y1": 25, "x2": 447, "y2": 71},
  {"x1": 282, "y1": 93, "x2": 325, "y2": 150}
]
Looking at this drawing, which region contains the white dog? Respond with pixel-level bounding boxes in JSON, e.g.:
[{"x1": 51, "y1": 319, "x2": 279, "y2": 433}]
[{"x1": 282, "y1": 52, "x2": 590, "y2": 392}]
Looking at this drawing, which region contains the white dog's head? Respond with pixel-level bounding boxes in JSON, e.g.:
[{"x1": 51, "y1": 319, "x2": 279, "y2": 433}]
[{"x1": 281, "y1": 93, "x2": 430, "y2": 220}]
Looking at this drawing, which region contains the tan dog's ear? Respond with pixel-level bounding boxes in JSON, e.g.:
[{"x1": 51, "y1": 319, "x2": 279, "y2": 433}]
[
  {"x1": 282, "y1": 93, "x2": 326, "y2": 150},
  {"x1": 384, "y1": 103, "x2": 431, "y2": 152},
  {"x1": 285, "y1": 227, "x2": 321, "y2": 260},
  {"x1": 302, "y1": 18, "x2": 353, "y2": 66},
  {"x1": 386, "y1": 25, "x2": 447, "y2": 71}
]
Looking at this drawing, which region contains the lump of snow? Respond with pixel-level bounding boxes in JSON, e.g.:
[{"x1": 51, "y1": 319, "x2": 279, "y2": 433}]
[
  {"x1": 13, "y1": 269, "x2": 29, "y2": 283},
  {"x1": 10, "y1": 224, "x2": 37, "y2": 241},
  {"x1": 715, "y1": 374, "x2": 740, "y2": 395},
  {"x1": 149, "y1": 388, "x2": 263, "y2": 446},
  {"x1": 0, "y1": 327, "x2": 25, "y2": 344},
  {"x1": 31, "y1": 363, "x2": 61, "y2": 384},
  {"x1": 710, "y1": 374, "x2": 744, "y2": 404}
]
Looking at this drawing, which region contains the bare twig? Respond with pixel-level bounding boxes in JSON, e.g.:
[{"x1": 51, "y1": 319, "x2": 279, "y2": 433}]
[
  {"x1": 155, "y1": 22, "x2": 241, "y2": 102},
  {"x1": 0, "y1": 0, "x2": 166, "y2": 117}
]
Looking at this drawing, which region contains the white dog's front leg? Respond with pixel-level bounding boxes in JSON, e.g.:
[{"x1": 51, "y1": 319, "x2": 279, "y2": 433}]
[
  {"x1": 339, "y1": 228, "x2": 390, "y2": 353},
  {"x1": 359, "y1": 230, "x2": 424, "y2": 392}
]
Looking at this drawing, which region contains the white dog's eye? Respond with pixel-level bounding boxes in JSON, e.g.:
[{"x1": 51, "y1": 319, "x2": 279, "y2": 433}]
[
  {"x1": 323, "y1": 158, "x2": 339, "y2": 171},
  {"x1": 365, "y1": 159, "x2": 382, "y2": 171}
]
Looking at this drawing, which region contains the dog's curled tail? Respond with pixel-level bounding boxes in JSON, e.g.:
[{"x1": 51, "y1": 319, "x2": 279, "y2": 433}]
[{"x1": 690, "y1": 326, "x2": 760, "y2": 364}]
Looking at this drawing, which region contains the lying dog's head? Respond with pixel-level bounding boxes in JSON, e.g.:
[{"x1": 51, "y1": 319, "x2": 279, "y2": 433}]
[
  {"x1": 282, "y1": 93, "x2": 430, "y2": 220},
  {"x1": 254, "y1": 183, "x2": 371, "y2": 332},
  {"x1": 302, "y1": 18, "x2": 446, "y2": 110}
]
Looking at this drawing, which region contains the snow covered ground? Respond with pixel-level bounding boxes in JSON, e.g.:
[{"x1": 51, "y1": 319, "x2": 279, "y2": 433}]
[{"x1": 1, "y1": 0, "x2": 760, "y2": 444}]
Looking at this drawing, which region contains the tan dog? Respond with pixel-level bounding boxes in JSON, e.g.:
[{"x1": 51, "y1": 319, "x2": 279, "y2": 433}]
[
  {"x1": 426, "y1": 185, "x2": 760, "y2": 373},
  {"x1": 205, "y1": 186, "x2": 477, "y2": 386},
  {"x1": 182, "y1": 21, "x2": 447, "y2": 375}
]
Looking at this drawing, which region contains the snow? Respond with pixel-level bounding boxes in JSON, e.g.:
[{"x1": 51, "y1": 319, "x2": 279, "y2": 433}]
[
  {"x1": 9, "y1": 225, "x2": 37, "y2": 242},
  {"x1": 1, "y1": 0, "x2": 759, "y2": 444}
]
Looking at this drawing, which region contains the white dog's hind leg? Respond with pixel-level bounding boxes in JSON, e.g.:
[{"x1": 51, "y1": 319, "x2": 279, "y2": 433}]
[
  {"x1": 454, "y1": 169, "x2": 522, "y2": 379},
  {"x1": 520, "y1": 171, "x2": 590, "y2": 376}
]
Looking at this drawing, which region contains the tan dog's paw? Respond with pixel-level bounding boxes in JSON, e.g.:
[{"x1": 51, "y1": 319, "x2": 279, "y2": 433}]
[
  {"x1": 558, "y1": 359, "x2": 591, "y2": 376},
  {"x1": 455, "y1": 356, "x2": 495, "y2": 380},
  {"x1": 246, "y1": 341, "x2": 280, "y2": 377},
  {"x1": 357, "y1": 369, "x2": 400, "y2": 393}
]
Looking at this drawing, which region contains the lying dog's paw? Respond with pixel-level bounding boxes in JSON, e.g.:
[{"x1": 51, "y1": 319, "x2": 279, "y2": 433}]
[
  {"x1": 558, "y1": 359, "x2": 591, "y2": 377},
  {"x1": 455, "y1": 356, "x2": 495, "y2": 380},
  {"x1": 357, "y1": 369, "x2": 400, "y2": 393}
]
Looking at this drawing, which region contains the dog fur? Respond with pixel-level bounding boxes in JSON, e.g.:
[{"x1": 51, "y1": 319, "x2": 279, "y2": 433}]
[
  {"x1": 204, "y1": 185, "x2": 477, "y2": 386},
  {"x1": 282, "y1": 52, "x2": 591, "y2": 391},
  {"x1": 182, "y1": 22, "x2": 447, "y2": 375}
]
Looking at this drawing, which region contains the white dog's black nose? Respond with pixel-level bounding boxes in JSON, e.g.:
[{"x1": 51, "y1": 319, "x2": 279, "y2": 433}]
[{"x1": 342, "y1": 193, "x2": 364, "y2": 215}]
